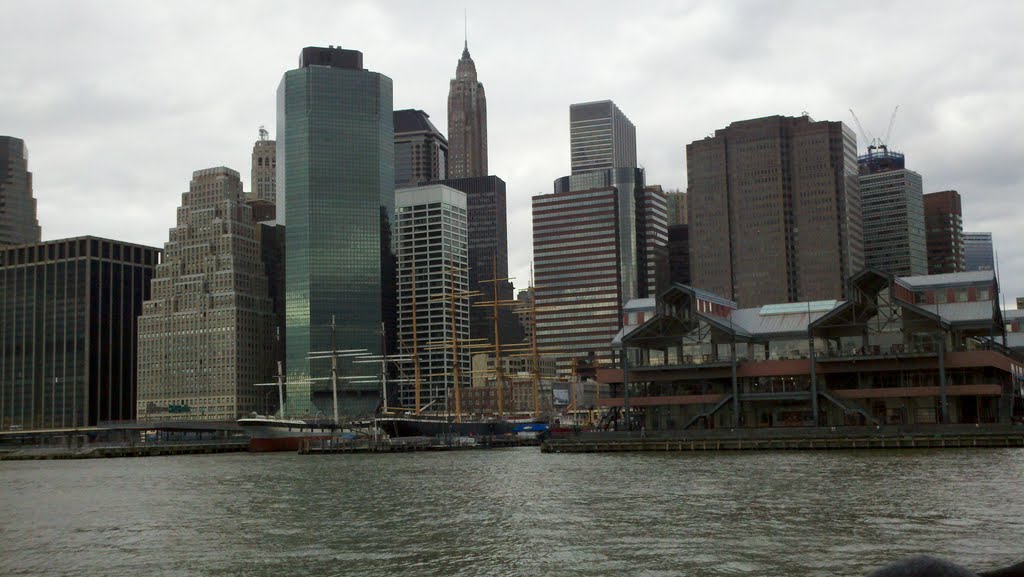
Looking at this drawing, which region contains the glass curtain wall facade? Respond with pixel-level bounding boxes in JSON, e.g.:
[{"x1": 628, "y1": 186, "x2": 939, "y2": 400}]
[
  {"x1": 0, "y1": 237, "x2": 160, "y2": 430},
  {"x1": 666, "y1": 191, "x2": 688, "y2": 225},
  {"x1": 395, "y1": 185, "x2": 470, "y2": 412},
  {"x1": 858, "y1": 151, "x2": 927, "y2": 276},
  {"x1": 278, "y1": 46, "x2": 395, "y2": 419},
  {"x1": 569, "y1": 101, "x2": 637, "y2": 175},
  {"x1": 964, "y1": 232, "x2": 995, "y2": 272}
]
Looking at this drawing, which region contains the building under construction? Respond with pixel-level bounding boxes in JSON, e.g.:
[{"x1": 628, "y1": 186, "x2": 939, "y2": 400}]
[{"x1": 598, "y1": 269, "x2": 1023, "y2": 430}]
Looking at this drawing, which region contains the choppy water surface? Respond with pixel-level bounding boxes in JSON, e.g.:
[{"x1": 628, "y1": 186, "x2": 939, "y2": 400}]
[{"x1": 2, "y1": 448, "x2": 1023, "y2": 576}]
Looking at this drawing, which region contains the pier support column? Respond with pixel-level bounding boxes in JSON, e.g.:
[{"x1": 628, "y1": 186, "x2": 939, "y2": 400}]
[
  {"x1": 622, "y1": 347, "x2": 630, "y2": 433},
  {"x1": 731, "y1": 341, "x2": 739, "y2": 427},
  {"x1": 810, "y1": 338, "x2": 819, "y2": 425},
  {"x1": 938, "y1": 336, "x2": 948, "y2": 424}
]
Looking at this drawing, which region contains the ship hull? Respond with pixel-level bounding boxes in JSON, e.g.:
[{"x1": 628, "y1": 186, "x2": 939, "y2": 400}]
[
  {"x1": 375, "y1": 416, "x2": 511, "y2": 438},
  {"x1": 237, "y1": 418, "x2": 336, "y2": 452}
]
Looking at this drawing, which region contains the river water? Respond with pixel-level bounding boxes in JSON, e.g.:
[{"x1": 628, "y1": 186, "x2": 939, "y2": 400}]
[{"x1": 2, "y1": 448, "x2": 1023, "y2": 577}]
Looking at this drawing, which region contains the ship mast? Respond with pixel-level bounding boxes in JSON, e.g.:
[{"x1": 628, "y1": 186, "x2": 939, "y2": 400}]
[
  {"x1": 411, "y1": 255, "x2": 422, "y2": 413},
  {"x1": 473, "y1": 259, "x2": 533, "y2": 419},
  {"x1": 530, "y1": 264, "x2": 540, "y2": 417},
  {"x1": 254, "y1": 326, "x2": 288, "y2": 419},
  {"x1": 331, "y1": 315, "x2": 339, "y2": 426},
  {"x1": 492, "y1": 252, "x2": 504, "y2": 418},
  {"x1": 449, "y1": 265, "x2": 463, "y2": 422},
  {"x1": 380, "y1": 321, "x2": 389, "y2": 413}
]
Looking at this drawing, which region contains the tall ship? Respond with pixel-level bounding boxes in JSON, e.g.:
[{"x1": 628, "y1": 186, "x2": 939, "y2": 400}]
[
  {"x1": 377, "y1": 256, "x2": 548, "y2": 437},
  {"x1": 238, "y1": 415, "x2": 340, "y2": 452},
  {"x1": 238, "y1": 319, "x2": 377, "y2": 452}
]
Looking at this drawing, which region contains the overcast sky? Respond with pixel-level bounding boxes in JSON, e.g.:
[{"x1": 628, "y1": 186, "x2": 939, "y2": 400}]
[{"x1": 2, "y1": 0, "x2": 1022, "y2": 301}]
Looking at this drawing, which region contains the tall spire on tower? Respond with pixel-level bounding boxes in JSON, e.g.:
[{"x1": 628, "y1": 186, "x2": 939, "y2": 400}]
[
  {"x1": 463, "y1": 8, "x2": 469, "y2": 55},
  {"x1": 448, "y1": 15, "x2": 488, "y2": 179}
]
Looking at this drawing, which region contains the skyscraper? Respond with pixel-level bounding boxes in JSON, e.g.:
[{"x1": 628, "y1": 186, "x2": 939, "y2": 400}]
[
  {"x1": 637, "y1": 185, "x2": 669, "y2": 298},
  {"x1": 250, "y1": 127, "x2": 276, "y2": 203},
  {"x1": 666, "y1": 191, "x2": 688, "y2": 225},
  {"x1": 569, "y1": 100, "x2": 637, "y2": 175},
  {"x1": 535, "y1": 169, "x2": 667, "y2": 375},
  {"x1": 137, "y1": 167, "x2": 274, "y2": 422},
  {"x1": 667, "y1": 224, "x2": 691, "y2": 287},
  {"x1": 1, "y1": 238, "x2": 160, "y2": 430},
  {"x1": 0, "y1": 136, "x2": 41, "y2": 247},
  {"x1": 533, "y1": 101, "x2": 665, "y2": 375},
  {"x1": 447, "y1": 42, "x2": 487, "y2": 178},
  {"x1": 858, "y1": 149, "x2": 927, "y2": 276},
  {"x1": 395, "y1": 185, "x2": 469, "y2": 412},
  {"x1": 923, "y1": 190, "x2": 965, "y2": 274},
  {"x1": 533, "y1": 185, "x2": 622, "y2": 375},
  {"x1": 429, "y1": 175, "x2": 519, "y2": 345},
  {"x1": 964, "y1": 232, "x2": 995, "y2": 271},
  {"x1": 278, "y1": 46, "x2": 395, "y2": 418},
  {"x1": 394, "y1": 109, "x2": 448, "y2": 188},
  {"x1": 687, "y1": 115, "x2": 862, "y2": 307}
]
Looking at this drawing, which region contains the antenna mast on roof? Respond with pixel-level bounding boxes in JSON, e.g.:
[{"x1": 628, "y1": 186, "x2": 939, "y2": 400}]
[{"x1": 464, "y1": 8, "x2": 468, "y2": 50}]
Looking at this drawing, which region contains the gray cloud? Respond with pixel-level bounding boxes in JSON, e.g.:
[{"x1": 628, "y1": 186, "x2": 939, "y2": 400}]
[{"x1": 2, "y1": 0, "x2": 1021, "y2": 301}]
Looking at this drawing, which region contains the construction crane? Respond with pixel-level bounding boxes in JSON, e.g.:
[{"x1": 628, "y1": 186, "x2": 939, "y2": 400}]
[
  {"x1": 848, "y1": 108, "x2": 874, "y2": 152},
  {"x1": 883, "y1": 104, "x2": 900, "y2": 150},
  {"x1": 849, "y1": 105, "x2": 899, "y2": 155}
]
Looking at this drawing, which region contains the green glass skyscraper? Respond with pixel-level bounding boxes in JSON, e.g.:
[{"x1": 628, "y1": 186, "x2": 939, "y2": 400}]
[{"x1": 277, "y1": 46, "x2": 395, "y2": 419}]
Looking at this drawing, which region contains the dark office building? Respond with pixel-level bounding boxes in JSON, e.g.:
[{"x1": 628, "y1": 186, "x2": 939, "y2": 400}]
[
  {"x1": 667, "y1": 224, "x2": 691, "y2": 286},
  {"x1": 256, "y1": 221, "x2": 286, "y2": 365},
  {"x1": 0, "y1": 237, "x2": 160, "y2": 430},
  {"x1": 394, "y1": 109, "x2": 448, "y2": 188},
  {"x1": 687, "y1": 115, "x2": 862, "y2": 307},
  {"x1": 923, "y1": 190, "x2": 965, "y2": 275},
  {"x1": 429, "y1": 175, "x2": 520, "y2": 345},
  {"x1": 245, "y1": 196, "x2": 285, "y2": 357},
  {"x1": 0, "y1": 136, "x2": 41, "y2": 247},
  {"x1": 964, "y1": 232, "x2": 995, "y2": 272},
  {"x1": 278, "y1": 45, "x2": 395, "y2": 418}
]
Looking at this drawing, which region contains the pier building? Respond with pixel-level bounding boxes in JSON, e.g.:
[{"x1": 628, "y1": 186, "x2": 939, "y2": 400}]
[{"x1": 598, "y1": 269, "x2": 1023, "y2": 430}]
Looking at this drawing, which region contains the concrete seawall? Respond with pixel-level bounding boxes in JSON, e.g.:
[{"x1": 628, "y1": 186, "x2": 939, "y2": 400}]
[{"x1": 542, "y1": 426, "x2": 1024, "y2": 453}]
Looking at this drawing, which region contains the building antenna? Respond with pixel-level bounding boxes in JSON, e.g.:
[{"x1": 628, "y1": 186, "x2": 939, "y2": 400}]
[{"x1": 464, "y1": 8, "x2": 468, "y2": 50}]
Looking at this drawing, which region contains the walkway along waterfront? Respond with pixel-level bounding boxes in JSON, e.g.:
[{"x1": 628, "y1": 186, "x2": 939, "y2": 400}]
[
  {"x1": 1, "y1": 440, "x2": 249, "y2": 460},
  {"x1": 542, "y1": 425, "x2": 1024, "y2": 453}
]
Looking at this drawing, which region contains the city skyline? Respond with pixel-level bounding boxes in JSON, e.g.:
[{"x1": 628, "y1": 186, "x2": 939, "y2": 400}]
[{"x1": 1, "y1": 1, "x2": 1021, "y2": 300}]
